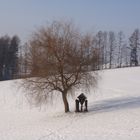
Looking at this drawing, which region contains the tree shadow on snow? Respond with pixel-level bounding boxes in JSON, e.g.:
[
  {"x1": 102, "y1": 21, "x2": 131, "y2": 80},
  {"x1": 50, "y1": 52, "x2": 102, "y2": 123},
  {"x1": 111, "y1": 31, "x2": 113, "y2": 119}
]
[{"x1": 89, "y1": 96, "x2": 140, "y2": 114}]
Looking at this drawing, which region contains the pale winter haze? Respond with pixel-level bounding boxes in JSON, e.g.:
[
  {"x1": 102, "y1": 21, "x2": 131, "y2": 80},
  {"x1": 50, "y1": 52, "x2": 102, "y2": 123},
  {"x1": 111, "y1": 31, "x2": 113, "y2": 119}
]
[{"x1": 0, "y1": 0, "x2": 140, "y2": 42}]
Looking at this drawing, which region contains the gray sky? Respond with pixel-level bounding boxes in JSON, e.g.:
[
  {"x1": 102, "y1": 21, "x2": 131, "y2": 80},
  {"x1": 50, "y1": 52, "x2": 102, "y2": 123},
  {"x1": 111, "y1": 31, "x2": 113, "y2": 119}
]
[{"x1": 0, "y1": 0, "x2": 140, "y2": 42}]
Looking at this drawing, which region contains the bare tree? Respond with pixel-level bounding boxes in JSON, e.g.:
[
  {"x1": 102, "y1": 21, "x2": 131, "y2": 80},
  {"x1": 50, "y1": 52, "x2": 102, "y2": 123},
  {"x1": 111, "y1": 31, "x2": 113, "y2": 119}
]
[
  {"x1": 129, "y1": 29, "x2": 140, "y2": 66},
  {"x1": 117, "y1": 31, "x2": 125, "y2": 68},
  {"x1": 22, "y1": 20, "x2": 99, "y2": 113},
  {"x1": 95, "y1": 31, "x2": 104, "y2": 69},
  {"x1": 102, "y1": 31, "x2": 108, "y2": 69},
  {"x1": 108, "y1": 31, "x2": 116, "y2": 69}
]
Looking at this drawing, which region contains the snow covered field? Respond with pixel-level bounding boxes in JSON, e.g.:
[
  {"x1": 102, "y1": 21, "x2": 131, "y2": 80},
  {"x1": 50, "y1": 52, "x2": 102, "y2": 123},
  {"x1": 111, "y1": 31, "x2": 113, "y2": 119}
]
[{"x1": 0, "y1": 67, "x2": 140, "y2": 140}]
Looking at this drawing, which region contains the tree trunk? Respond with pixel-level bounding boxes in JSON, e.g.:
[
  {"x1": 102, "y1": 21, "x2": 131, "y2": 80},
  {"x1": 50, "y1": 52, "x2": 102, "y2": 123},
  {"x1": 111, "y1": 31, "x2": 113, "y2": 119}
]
[{"x1": 62, "y1": 93, "x2": 70, "y2": 113}]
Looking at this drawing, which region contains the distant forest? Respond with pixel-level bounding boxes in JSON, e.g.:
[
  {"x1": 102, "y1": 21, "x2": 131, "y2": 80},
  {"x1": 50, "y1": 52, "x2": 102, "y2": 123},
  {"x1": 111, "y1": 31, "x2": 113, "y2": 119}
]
[
  {"x1": 0, "y1": 35, "x2": 19, "y2": 80},
  {"x1": 0, "y1": 28, "x2": 140, "y2": 81}
]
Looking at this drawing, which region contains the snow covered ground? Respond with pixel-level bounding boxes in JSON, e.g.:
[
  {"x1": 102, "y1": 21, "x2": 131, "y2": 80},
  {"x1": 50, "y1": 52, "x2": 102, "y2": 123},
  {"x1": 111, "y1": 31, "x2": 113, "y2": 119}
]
[{"x1": 0, "y1": 67, "x2": 140, "y2": 140}]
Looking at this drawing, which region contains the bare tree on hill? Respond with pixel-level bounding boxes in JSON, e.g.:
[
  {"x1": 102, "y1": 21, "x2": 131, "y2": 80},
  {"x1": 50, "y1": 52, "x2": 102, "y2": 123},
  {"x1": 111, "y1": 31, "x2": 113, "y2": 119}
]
[
  {"x1": 22, "y1": 20, "x2": 99, "y2": 113},
  {"x1": 129, "y1": 29, "x2": 140, "y2": 66},
  {"x1": 108, "y1": 31, "x2": 116, "y2": 69}
]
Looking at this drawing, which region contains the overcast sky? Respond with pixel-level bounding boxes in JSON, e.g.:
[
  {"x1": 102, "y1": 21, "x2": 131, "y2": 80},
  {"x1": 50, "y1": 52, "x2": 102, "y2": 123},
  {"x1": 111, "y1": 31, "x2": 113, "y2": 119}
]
[{"x1": 0, "y1": 0, "x2": 140, "y2": 43}]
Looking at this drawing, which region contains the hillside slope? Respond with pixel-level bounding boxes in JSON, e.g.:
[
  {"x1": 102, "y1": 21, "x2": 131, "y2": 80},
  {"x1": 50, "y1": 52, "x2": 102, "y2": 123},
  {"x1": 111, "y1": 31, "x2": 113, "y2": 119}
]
[{"x1": 0, "y1": 67, "x2": 140, "y2": 140}]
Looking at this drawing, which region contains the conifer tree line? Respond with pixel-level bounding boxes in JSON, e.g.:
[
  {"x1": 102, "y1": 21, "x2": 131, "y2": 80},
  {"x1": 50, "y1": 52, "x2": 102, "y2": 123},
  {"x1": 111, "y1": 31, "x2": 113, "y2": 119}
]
[
  {"x1": 0, "y1": 35, "x2": 20, "y2": 80},
  {"x1": 0, "y1": 28, "x2": 140, "y2": 81}
]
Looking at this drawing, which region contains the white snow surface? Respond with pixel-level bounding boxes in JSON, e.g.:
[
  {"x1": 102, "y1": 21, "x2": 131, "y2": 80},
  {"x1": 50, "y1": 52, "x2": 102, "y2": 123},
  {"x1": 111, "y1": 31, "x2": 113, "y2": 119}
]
[{"x1": 0, "y1": 67, "x2": 140, "y2": 140}]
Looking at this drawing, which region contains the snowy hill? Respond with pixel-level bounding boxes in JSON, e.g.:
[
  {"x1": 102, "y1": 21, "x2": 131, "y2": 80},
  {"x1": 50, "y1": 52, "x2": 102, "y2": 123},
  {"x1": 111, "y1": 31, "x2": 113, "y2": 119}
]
[{"x1": 0, "y1": 67, "x2": 140, "y2": 140}]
